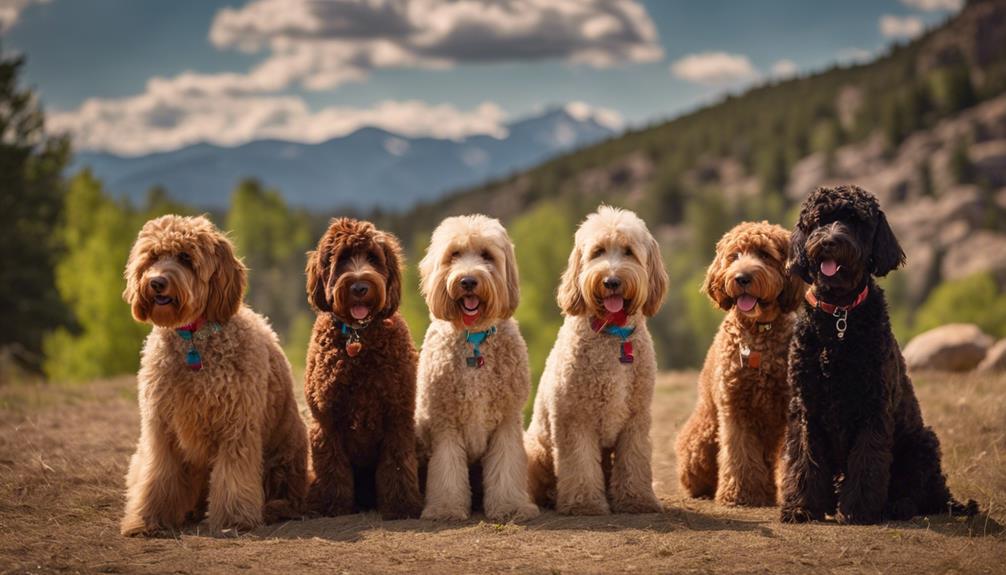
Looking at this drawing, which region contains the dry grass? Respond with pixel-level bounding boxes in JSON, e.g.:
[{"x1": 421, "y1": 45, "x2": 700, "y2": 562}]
[{"x1": 1, "y1": 371, "x2": 1003, "y2": 574}]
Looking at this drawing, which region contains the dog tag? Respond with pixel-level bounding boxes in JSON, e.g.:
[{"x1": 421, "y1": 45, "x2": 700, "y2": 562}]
[
  {"x1": 466, "y1": 355, "x2": 485, "y2": 368},
  {"x1": 620, "y1": 341, "x2": 634, "y2": 364},
  {"x1": 346, "y1": 341, "x2": 362, "y2": 357},
  {"x1": 186, "y1": 348, "x2": 203, "y2": 371}
]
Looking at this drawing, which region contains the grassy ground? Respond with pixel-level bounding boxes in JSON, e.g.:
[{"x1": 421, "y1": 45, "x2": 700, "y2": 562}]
[{"x1": 1, "y1": 370, "x2": 1003, "y2": 574}]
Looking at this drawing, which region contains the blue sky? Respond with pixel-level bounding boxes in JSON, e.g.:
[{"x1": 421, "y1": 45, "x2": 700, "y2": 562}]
[{"x1": 3, "y1": 0, "x2": 960, "y2": 156}]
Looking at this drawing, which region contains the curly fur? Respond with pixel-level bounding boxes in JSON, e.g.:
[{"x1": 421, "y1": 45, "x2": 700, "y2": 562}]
[
  {"x1": 120, "y1": 215, "x2": 308, "y2": 536},
  {"x1": 525, "y1": 206, "x2": 668, "y2": 515},
  {"x1": 780, "y1": 185, "x2": 978, "y2": 524},
  {"x1": 676, "y1": 221, "x2": 805, "y2": 506},
  {"x1": 415, "y1": 215, "x2": 539, "y2": 522},
  {"x1": 303, "y1": 218, "x2": 422, "y2": 519}
]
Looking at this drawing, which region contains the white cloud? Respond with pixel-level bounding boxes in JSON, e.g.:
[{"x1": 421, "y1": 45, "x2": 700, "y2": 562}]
[
  {"x1": 206, "y1": 0, "x2": 663, "y2": 92},
  {"x1": 771, "y1": 59, "x2": 798, "y2": 79},
  {"x1": 879, "y1": 15, "x2": 925, "y2": 39},
  {"x1": 0, "y1": 0, "x2": 48, "y2": 32},
  {"x1": 899, "y1": 0, "x2": 962, "y2": 12},
  {"x1": 670, "y1": 52, "x2": 758, "y2": 86},
  {"x1": 49, "y1": 95, "x2": 508, "y2": 156}
]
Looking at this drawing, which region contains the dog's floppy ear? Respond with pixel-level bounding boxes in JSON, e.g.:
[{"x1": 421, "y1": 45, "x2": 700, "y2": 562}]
[
  {"x1": 305, "y1": 246, "x2": 330, "y2": 312},
  {"x1": 870, "y1": 210, "x2": 905, "y2": 277},
  {"x1": 205, "y1": 235, "x2": 247, "y2": 323},
  {"x1": 642, "y1": 234, "x2": 668, "y2": 317},
  {"x1": 123, "y1": 227, "x2": 151, "y2": 322},
  {"x1": 557, "y1": 242, "x2": 586, "y2": 316},
  {"x1": 701, "y1": 248, "x2": 732, "y2": 311},
  {"x1": 376, "y1": 231, "x2": 403, "y2": 317},
  {"x1": 503, "y1": 238, "x2": 520, "y2": 318},
  {"x1": 778, "y1": 235, "x2": 807, "y2": 313},
  {"x1": 786, "y1": 225, "x2": 813, "y2": 284}
]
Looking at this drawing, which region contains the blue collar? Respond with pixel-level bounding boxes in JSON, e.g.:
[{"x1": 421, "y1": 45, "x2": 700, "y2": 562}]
[
  {"x1": 598, "y1": 323, "x2": 634, "y2": 341},
  {"x1": 175, "y1": 319, "x2": 221, "y2": 371}
]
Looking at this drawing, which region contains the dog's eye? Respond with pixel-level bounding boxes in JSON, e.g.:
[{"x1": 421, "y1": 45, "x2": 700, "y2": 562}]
[
  {"x1": 450, "y1": 250, "x2": 460, "y2": 259},
  {"x1": 177, "y1": 252, "x2": 192, "y2": 266},
  {"x1": 590, "y1": 247, "x2": 605, "y2": 259},
  {"x1": 757, "y1": 249, "x2": 772, "y2": 260},
  {"x1": 624, "y1": 247, "x2": 633, "y2": 257},
  {"x1": 480, "y1": 250, "x2": 493, "y2": 262}
]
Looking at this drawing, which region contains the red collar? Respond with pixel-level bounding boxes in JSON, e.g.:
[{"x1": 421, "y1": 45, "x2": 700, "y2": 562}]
[
  {"x1": 805, "y1": 285, "x2": 869, "y2": 314},
  {"x1": 177, "y1": 317, "x2": 206, "y2": 333},
  {"x1": 590, "y1": 309, "x2": 628, "y2": 332}
]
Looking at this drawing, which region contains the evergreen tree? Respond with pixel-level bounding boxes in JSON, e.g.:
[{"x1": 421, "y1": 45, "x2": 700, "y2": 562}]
[{"x1": 0, "y1": 52, "x2": 72, "y2": 373}]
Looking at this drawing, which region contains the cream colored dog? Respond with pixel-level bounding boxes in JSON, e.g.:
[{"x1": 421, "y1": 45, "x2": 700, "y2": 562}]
[
  {"x1": 415, "y1": 215, "x2": 539, "y2": 522},
  {"x1": 526, "y1": 206, "x2": 668, "y2": 515},
  {"x1": 120, "y1": 215, "x2": 308, "y2": 536}
]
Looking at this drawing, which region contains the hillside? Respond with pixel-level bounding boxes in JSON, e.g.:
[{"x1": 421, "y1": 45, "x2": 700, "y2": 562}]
[
  {"x1": 73, "y1": 107, "x2": 616, "y2": 211},
  {"x1": 381, "y1": 0, "x2": 1006, "y2": 372}
]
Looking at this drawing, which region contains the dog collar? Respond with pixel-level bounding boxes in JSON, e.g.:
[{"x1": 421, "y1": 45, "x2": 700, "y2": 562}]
[
  {"x1": 591, "y1": 311, "x2": 635, "y2": 364},
  {"x1": 805, "y1": 285, "x2": 869, "y2": 314},
  {"x1": 464, "y1": 326, "x2": 496, "y2": 368},
  {"x1": 335, "y1": 318, "x2": 369, "y2": 357},
  {"x1": 805, "y1": 285, "x2": 869, "y2": 341},
  {"x1": 175, "y1": 318, "x2": 222, "y2": 371}
]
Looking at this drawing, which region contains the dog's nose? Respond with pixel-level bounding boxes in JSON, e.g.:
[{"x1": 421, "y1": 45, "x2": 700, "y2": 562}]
[
  {"x1": 149, "y1": 276, "x2": 167, "y2": 294},
  {"x1": 460, "y1": 276, "x2": 478, "y2": 292},
  {"x1": 603, "y1": 276, "x2": 622, "y2": 291},
  {"x1": 350, "y1": 282, "x2": 369, "y2": 297},
  {"x1": 734, "y1": 274, "x2": 752, "y2": 287}
]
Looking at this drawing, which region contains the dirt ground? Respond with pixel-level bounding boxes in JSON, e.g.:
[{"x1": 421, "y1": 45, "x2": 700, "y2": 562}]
[{"x1": 1, "y1": 370, "x2": 1004, "y2": 575}]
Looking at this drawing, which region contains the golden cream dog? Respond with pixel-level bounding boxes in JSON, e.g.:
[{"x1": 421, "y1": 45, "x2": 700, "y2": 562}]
[
  {"x1": 526, "y1": 206, "x2": 668, "y2": 515},
  {"x1": 415, "y1": 215, "x2": 539, "y2": 522}
]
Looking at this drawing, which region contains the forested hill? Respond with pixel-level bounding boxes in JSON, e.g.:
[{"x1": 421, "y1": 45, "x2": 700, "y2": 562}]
[{"x1": 381, "y1": 0, "x2": 1006, "y2": 381}]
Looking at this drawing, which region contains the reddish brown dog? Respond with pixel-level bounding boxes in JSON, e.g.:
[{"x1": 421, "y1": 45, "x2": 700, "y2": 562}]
[{"x1": 304, "y1": 218, "x2": 422, "y2": 519}]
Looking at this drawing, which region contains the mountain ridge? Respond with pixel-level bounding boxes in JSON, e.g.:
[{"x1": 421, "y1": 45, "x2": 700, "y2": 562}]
[{"x1": 73, "y1": 106, "x2": 617, "y2": 212}]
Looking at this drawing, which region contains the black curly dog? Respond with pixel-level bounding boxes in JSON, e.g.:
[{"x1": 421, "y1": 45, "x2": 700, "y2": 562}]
[{"x1": 779, "y1": 185, "x2": 978, "y2": 525}]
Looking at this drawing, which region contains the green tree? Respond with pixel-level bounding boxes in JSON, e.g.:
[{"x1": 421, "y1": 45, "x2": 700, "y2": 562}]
[
  {"x1": 226, "y1": 179, "x2": 313, "y2": 342},
  {"x1": 43, "y1": 171, "x2": 149, "y2": 380},
  {"x1": 0, "y1": 52, "x2": 71, "y2": 373},
  {"x1": 510, "y1": 202, "x2": 575, "y2": 418}
]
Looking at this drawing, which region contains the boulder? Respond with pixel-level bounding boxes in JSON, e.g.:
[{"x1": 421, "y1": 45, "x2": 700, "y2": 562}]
[
  {"x1": 903, "y1": 323, "x2": 994, "y2": 372},
  {"x1": 977, "y1": 339, "x2": 1006, "y2": 372}
]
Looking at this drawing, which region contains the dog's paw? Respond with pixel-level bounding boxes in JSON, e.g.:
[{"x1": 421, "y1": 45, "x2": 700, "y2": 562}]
[
  {"x1": 485, "y1": 501, "x2": 540, "y2": 523},
  {"x1": 611, "y1": 495, "x2": 663, "y2": 514},
  {"x1": 717, "y1": 489, "x2": 776, "y2": 508},
  {"x1": 381, "y1": 498, "x2": 423, "y2": 521},
  {"x1": 780, "y1": 506, "x2": 820, "y2": 523},
  {"x1": 209, "y1": 509, "x2": 263, "y2": 534},
  {"x1": 557, "y1": 497, "x2": 610, "y2": 516},
  {"x1": 835, "y1": 509, "x2": 880, "y2": 525},
  {"x1": 120, "y1": 515, "x2": 159, "y2": 537},
  {"x1": 421, "y1": 504, "x2": 470, "y2": 521}
]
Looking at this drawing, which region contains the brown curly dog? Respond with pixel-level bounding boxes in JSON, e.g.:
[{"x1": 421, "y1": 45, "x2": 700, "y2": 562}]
[
  {"x1": 121, "y1": 214, "x2": 308, "y2": 536},
  {"x1": 675, "y1": 221, "x2": 804, "y2": 506},
  {"x1": 304, "y1": 218, "x2": 422, "y2": 519}
]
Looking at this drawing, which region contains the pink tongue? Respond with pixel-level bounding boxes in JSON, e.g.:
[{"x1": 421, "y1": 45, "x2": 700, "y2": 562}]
[
  {"x1": 603, "y1": 296, "x2": 624, "y2": 313},
  {"x1": 350, "y1": 305, "x2": 370, "y2": 320},
  {"x1": 820, "y1": 260, "x2": 840, "y2": 277},
  {"x1": 462, "y1": 296, "x2": 480, "y2": 314},
  {"x1": 737, "y1": 295, "x2": 758, "y2": 312}
]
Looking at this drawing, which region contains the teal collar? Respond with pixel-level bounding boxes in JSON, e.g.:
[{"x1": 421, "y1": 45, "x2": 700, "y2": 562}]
[
  {"x1": 175, "y1": 318, "x2": 222, "y2": 371},
  {"x1": 464, "y1": 326, "x2": 496, "y2": 368}
]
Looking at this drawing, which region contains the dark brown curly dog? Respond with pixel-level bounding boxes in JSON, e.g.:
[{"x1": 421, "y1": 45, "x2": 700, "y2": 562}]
[
  {"x1": 780, "y1": 185, "x2": 978, "y2": 524},
  {"x1": 304, "y1": 218, "x2": 422, "y2": 519},
  {"x1": 676, "y1": 221, "x2": 804, "y2": 507}
]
